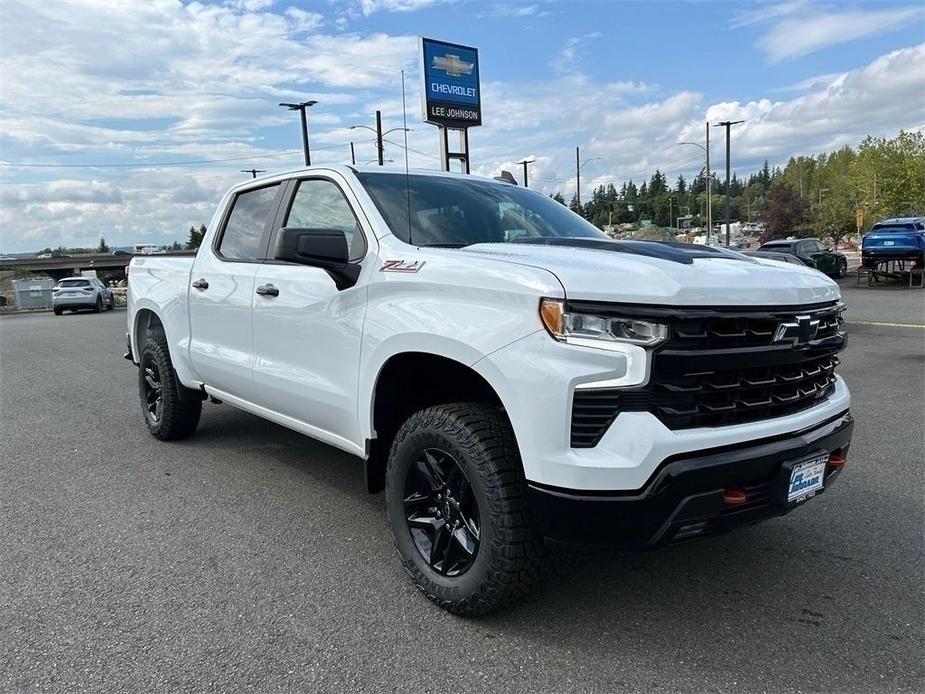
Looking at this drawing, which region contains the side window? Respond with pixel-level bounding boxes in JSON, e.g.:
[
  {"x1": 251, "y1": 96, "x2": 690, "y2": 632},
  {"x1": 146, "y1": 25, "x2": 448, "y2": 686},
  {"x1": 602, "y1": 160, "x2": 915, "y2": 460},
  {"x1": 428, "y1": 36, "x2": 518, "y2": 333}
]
[
  {"x1": 284, "y1": 179, "x2": 366, "y2": 260},
  {"x1": 217, "y1": 184, "x2": 280, "y2": 261},
  {"x1": 815, "y1": 240, "x2": 828, "y2": 252}
]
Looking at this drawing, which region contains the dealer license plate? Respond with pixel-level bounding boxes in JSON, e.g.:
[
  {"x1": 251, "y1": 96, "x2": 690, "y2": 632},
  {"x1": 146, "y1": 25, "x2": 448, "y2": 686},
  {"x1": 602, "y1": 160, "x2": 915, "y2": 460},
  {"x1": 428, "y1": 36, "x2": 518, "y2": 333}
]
[{"x1": 787, "y1": 455, "x2": 827, "y2": 503}]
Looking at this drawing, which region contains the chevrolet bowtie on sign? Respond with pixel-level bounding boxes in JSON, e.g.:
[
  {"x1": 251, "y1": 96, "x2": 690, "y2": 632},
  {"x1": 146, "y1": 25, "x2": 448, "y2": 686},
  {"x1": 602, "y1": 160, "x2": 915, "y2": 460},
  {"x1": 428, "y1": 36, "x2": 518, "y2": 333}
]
[{"x1": 420, "y1": 37, "x2": 481, "y2": 127}]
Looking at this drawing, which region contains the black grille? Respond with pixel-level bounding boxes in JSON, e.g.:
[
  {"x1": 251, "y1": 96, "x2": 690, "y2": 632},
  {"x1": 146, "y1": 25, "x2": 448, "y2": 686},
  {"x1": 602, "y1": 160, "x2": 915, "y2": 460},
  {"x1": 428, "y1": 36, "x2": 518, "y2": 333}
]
[{"x1": 569, "y1": 301, "x2": 845, "y2": 447}]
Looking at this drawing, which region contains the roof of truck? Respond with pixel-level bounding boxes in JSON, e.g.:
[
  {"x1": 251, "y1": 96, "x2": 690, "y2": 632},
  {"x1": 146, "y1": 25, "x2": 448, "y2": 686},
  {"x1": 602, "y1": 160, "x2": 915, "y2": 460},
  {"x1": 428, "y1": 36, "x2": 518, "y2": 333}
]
[{"x1": 233, "y1": 164, "x2": 510, "y2": 190}]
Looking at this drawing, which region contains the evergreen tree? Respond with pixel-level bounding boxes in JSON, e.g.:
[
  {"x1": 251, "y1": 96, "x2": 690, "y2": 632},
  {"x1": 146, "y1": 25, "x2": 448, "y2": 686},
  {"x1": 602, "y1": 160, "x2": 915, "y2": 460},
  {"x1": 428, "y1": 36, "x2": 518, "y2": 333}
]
[{"x1": 97, "y1": 236, "x2": 110, "y2": 253}]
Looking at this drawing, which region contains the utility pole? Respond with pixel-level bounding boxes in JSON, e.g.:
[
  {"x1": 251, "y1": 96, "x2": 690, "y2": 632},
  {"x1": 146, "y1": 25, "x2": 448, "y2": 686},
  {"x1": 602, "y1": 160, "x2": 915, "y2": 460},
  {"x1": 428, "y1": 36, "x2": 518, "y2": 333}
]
[
  {"x1": 714, "y1": 119, "x2": 744, "y2": 247},
  {"x1": 240, "y1": 169, "x2": 266, "y2": 179},
  {"x1": 375, "y1": 110, "x2": 384, "y2": 166},
  {"x1": 575, "y1": 147, "x2": 601, "y2": 210},
  {"x1": 351, "y1": 112, "x2": 410, "y2": 167},
  {"x1": 706, "y1": 122, "x2": 712, "y2": 242},
  {"x1": 279, "y1": 100, "x2": 317, "y2": 166},
  {"x1": 576, "y1": 146, "x2": 581, "y2": 207},
  {"x1": 350, "y1": 141, "x2": 356, "y2": 165},
  {"x1": 677, "y1": 122, "x2": 712, "y2": 240},
  {"x1": 517, "y1": 159, "x2": 536, "y2": 188}
]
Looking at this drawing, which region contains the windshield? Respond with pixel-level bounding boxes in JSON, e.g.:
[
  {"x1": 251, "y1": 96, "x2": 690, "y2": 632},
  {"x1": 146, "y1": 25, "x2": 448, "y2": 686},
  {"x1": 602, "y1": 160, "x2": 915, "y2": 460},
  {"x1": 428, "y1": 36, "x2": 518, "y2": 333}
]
[
  {"x1": 356, "y1": 172, "x2": 605, "y2": 247},
  {"x1": 759, "y1": 242, "x2": 793, "y2": 251}
]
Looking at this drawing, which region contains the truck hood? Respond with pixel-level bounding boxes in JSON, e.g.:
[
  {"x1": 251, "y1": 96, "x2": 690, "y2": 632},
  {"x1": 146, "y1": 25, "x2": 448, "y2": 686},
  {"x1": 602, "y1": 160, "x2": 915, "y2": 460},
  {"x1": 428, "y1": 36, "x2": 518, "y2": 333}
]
[{"x1": 459, "y1": 239, "x2": 840, "y2": 306}]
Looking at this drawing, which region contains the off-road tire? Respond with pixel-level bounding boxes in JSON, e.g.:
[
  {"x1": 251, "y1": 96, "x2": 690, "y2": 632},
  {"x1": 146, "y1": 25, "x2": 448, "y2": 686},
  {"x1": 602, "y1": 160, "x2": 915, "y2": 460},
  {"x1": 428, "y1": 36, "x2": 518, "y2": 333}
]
[
  {"x1": 94, "y1": 296, "x2": 103, "y2": 313},
  {"x1": 385, "y1": 403, "x2": 544, "y2": 616},
  {"x1": 138, "y1": 332, "x2": 201, "y2": 440}
]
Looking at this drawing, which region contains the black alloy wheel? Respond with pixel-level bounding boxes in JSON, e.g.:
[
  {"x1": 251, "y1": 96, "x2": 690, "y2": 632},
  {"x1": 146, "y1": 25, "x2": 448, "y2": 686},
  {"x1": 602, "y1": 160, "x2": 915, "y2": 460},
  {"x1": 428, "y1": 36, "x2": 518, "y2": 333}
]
[
  {"x1": 141, "y1": 355, "x2": 163, "y2": 426},
  {"x1": 404, "y1": 448, "x2": 480, "y2": 577}
]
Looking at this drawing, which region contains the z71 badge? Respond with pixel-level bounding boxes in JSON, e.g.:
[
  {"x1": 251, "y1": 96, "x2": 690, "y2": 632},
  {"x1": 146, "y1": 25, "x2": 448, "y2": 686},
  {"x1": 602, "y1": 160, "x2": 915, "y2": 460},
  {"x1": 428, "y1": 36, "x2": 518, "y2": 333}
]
[{"x1": 380, "y1": 260, "x2": 425, "y2": 273}]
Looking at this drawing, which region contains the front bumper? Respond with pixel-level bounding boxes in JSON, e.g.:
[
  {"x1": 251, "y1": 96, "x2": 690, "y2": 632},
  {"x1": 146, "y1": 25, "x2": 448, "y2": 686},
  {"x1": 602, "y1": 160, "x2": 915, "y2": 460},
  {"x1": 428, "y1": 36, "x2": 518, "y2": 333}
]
[{"x1": 527, "y1": 410, "x2": 852, "y2": 547}]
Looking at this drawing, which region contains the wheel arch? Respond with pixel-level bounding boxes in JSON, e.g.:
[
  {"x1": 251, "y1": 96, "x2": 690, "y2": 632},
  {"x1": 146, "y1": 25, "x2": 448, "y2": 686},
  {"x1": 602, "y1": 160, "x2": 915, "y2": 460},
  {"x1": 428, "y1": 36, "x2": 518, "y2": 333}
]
[{"x1": 364, "y1": 350, "x2": 516, "y2": 494}]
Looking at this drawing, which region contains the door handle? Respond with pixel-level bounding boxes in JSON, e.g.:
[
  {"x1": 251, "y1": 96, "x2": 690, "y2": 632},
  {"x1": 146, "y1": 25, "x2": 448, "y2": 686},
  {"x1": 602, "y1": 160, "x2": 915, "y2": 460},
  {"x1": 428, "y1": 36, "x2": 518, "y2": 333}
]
[
  {"x1": 256, "y1": 284, "x2": 279, "y2": 297},
  {"x1": 192, "y1": 279, "x2": 209, "y2": 290}
]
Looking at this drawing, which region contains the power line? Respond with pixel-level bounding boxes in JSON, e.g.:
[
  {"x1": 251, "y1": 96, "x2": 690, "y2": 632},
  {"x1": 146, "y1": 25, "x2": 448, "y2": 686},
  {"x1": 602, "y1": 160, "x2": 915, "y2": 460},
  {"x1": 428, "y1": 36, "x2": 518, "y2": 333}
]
[
  {"x1": 382, "y1": 138, "x2": 441, "y2": 161},
  {"x1": 0, "y1": 140, "x2": 375, "y2": 169}
]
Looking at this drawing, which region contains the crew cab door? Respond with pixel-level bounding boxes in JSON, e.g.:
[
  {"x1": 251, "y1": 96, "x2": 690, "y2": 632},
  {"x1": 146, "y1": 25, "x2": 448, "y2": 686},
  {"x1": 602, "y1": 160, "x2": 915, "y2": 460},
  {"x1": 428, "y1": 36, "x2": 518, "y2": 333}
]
[
  {"x1": 251, "y1": 176, "x2": 370, "y2": 448},
  {"x1": 188, "y1": 182, "x2": 283, "y2": 401}
]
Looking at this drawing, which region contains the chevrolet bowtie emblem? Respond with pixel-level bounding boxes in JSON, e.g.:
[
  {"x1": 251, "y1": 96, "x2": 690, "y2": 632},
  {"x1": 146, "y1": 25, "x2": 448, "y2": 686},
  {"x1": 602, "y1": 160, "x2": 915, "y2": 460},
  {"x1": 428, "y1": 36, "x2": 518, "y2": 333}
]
[
  {"x1": 432, "y1": 54, "x2": 474, "y2": 77},
  {"x1": 773, "y1": 315, "x2": 820, "y2": 345}
]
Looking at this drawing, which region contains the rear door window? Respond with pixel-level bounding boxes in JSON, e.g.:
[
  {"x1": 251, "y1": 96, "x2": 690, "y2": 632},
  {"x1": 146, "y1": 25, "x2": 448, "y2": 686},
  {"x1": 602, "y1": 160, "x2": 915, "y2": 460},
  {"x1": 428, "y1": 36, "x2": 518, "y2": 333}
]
[{"x1": 217, "y1": 184, "x2": 281, "y2": 261}]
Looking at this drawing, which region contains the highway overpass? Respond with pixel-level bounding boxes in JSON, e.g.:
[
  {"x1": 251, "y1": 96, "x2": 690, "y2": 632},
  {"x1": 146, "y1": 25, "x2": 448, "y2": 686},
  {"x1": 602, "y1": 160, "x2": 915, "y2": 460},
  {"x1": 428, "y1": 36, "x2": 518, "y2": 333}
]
[{"x1": 0, "y1": 251, "x2": 194, "y2": 281}]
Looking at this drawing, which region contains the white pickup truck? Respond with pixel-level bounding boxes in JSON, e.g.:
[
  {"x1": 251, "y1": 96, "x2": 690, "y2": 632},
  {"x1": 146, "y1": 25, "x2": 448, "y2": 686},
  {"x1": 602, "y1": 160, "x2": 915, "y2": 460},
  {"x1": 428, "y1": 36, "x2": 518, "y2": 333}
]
[{"x1": 126, "y1": 165, "x2": 853, "y2": 615}]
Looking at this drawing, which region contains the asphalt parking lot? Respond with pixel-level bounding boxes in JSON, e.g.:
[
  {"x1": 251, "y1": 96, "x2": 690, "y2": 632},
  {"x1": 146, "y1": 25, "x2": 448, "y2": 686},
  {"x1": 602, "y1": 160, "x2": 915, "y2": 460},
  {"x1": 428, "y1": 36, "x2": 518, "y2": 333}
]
[{"x1": 1, "y1": 282, "x2": 923, "y2": 693}]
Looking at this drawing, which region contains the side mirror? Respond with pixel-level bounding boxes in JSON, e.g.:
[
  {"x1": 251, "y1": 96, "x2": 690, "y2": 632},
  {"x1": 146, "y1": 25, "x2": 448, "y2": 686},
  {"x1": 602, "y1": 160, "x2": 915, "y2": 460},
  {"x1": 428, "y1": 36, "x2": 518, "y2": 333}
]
[{"x1": 274, "y1": 227, "x2": 360, "y2": 289}]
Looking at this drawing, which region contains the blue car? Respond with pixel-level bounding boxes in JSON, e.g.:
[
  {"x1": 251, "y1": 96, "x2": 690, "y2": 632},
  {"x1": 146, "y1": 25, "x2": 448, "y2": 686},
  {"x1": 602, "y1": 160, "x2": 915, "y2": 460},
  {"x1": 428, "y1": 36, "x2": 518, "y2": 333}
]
[{"x1": 861, "y1": 217, "x2": 925, "y2": 268}]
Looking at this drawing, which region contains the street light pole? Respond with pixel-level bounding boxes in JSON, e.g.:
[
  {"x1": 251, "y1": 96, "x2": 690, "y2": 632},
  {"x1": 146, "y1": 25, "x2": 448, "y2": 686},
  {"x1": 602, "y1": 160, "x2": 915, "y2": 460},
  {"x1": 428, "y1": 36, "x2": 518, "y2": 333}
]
[
  {"x1": 279, "y1": 100, "x2": 317, "y2": 166},
  {"x1": 714, "y1": 119, "x2": 744, "y2": 247},
  {"x1": 350, "y1": 114, "x2": 411, "y2": 167},
  {"x1": 705, "y1": 122, "x2": 711, "y2": 241},
  {"x1": 576, "y1": 146, "x2": 581, "y2": 207},
  {"x1": 350, "y1": 141, "x2": 356, "y2": 166},
  {"x1": 677, "y1": 122, "x2": 712, "y2": 240},
  {"x1": 517, "y1": 159, "x2": 536, "y2": 188},
  {"x1": 575, "y1": 148, "x2": 601, "y2": 210},
  {"x1": 375, "y1": 110, "x2": 384, "y2": 166}
]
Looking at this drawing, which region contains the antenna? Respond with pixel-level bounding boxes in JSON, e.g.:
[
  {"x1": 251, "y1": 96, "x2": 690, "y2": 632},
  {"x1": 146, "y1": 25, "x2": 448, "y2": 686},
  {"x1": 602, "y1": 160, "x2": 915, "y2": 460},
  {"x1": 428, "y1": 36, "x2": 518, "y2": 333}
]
[{"x1": 401, "y1": 68, "x2": 413, "y2": 246}]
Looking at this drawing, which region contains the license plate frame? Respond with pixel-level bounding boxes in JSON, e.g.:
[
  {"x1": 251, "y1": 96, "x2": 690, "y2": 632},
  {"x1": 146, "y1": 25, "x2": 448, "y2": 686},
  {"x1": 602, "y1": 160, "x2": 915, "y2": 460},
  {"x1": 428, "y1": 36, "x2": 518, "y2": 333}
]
[{"x1": 771, "y1": 452, "x2": 828, "y2": 506}]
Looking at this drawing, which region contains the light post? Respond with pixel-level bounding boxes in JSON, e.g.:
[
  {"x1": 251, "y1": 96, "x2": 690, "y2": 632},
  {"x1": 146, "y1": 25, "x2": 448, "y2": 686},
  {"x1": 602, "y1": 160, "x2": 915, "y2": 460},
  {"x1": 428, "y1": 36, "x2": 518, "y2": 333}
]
[
  {"x1": 517, "y1": 159, "x2": 536, "y2": 188},
  {"x1": 350, "y1": 111, "x2": 412, "y2": 166},
  {"x1": 279, "y1": 100, "x2": 317, "y2": 166},
  {"x1": 678, "y1": 123, "x2": 712, "y2": 239},
  {"x1": 575, "y1": 146, "x2": 601, "y2": 208},
  {"x1": 714, "y1": 119, "x2": 745, "y2": 246}
]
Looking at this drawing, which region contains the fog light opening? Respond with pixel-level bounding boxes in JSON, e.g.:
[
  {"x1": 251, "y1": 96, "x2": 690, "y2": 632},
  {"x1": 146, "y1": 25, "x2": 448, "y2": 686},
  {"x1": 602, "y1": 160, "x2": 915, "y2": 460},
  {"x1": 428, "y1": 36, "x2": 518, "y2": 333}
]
[{"x1": 722, "y1": 489, "x2": 748, "y2": 506}]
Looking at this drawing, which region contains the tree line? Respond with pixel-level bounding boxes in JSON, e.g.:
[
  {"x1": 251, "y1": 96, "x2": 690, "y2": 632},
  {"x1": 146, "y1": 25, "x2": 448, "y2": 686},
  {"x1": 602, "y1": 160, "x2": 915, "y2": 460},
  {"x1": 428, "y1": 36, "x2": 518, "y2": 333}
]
[{"x1": 554, "y1": 130, "x2": 924, "y2": 243}]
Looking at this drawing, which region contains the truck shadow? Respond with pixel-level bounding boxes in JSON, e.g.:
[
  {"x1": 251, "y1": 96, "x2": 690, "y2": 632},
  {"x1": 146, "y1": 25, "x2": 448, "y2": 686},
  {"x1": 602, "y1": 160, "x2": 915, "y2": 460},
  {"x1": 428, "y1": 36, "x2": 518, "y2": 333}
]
[{"x1": 183, "y1": 403, "x2": 886, "y2": 686}]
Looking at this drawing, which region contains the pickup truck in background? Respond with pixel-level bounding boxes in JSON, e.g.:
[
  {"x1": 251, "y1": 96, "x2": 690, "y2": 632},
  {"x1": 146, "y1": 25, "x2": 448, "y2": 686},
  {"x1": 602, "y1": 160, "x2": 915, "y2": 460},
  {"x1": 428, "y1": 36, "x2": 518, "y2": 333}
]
[{"x1": 126, "y1": 166, "x2": 853, "y2": 616}]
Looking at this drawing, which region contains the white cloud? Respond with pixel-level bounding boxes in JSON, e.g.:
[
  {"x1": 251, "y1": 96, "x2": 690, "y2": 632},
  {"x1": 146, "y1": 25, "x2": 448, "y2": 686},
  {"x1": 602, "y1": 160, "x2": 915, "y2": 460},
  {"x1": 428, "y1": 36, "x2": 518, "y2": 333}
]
[
  {"x1": 732, "y1": 0, "x2": 807, "y2": 28},
  {"x1": 737, "y1": 1, "x2": 925, "y2": 62},
  {"x1": 357, "y1": 0, "x2": 450, "y2": 15}
]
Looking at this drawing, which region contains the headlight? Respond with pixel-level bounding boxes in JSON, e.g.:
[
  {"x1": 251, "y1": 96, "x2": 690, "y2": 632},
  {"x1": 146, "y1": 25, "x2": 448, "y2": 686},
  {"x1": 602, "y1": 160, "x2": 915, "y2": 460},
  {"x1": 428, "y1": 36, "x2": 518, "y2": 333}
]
[{"x1": 539, "y1": 298, "x2": 668, "y2": 349}]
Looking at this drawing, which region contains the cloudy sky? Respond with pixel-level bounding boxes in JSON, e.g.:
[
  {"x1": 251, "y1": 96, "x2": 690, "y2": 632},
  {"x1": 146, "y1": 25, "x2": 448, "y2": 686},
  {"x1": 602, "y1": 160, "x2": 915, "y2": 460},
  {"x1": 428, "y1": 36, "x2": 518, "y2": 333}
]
[{"x1": 1, "y1": 0, "x2": 923, "y2": 252}]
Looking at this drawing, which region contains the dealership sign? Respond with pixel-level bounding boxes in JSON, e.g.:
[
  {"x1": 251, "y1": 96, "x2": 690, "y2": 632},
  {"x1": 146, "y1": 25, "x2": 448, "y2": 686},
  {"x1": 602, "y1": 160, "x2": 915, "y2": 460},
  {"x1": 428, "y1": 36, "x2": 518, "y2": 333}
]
[{"x1": 420, "y1": 37, "x2": 481, "y2": 127}]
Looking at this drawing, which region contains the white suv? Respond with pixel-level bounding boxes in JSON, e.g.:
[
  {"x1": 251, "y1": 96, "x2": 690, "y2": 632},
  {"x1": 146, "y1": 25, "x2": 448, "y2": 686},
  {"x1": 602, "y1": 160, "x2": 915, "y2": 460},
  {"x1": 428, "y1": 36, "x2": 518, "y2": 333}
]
[{"x1": 53, "y1": 276, "x2": 114, "y2": 314}]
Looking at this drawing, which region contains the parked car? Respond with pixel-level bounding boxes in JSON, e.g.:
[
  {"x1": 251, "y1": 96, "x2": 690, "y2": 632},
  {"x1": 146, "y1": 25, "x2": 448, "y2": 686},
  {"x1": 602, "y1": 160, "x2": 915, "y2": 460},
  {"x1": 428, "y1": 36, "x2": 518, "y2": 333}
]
[
  {"x1": 757, "y1": 238, "x2": 848, "y2": 278},
  {"x1": 742, "y1": 250, "x2": 808, "y2": 266},
  {"x1": 861, "y1": 217, "x2": 925, "y2": 268},
  {"x1": 52, "y1": 276, "x2": 114, "y2": 314},
  {"x1": 126, "y1": 166, "x2": 851, "y2": 616}
]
